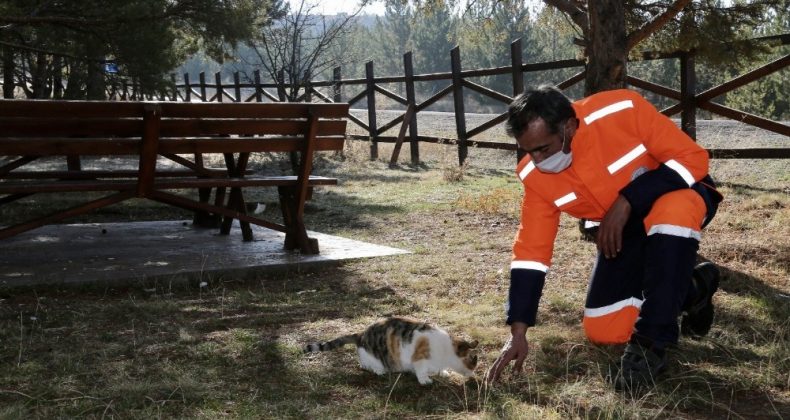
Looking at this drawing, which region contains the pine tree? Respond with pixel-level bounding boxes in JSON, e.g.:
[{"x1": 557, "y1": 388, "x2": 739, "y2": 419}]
[
  {"x1": 0, "y1": 0, "x2": 276, "y2": 99},
  {"x1": 541, "y1": 0, "x2": 786, "y2": 94},
  {"x1": 411, "y1": 0, "x2": 457, "y2": 101}
]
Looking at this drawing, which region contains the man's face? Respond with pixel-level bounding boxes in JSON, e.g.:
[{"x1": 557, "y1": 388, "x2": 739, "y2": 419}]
[{"x1": 515, "y1": 117, "x2": 566, "y2": 165}]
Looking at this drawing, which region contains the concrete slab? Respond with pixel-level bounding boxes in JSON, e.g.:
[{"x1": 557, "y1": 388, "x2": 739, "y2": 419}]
[{"x1": 0, "y1": 220, "x2": 409, "y2": 288}]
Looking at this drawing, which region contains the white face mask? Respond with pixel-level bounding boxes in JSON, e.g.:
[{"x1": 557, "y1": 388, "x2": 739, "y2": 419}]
[{"x1": 535, "y1": 126, "x2": 572, "y2": 173}]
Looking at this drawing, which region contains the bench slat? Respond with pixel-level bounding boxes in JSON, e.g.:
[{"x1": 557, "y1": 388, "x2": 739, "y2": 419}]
[
  {"x1": 159, "y1": 102, "x2": 350, "y2": 119},
  {"x1": 1, "y1": 169, "x2": 233, "y2": 179},
  {"x1": 157, "y1": 137, "x2": 345, "y2": 153},
  {"x1": 0, "y1": 100, "x2": 144, "y2": 118},
  {"x1": 0, "y1": 118, "x2": 347, "y2": 138},
  {"x1": 0, "y1": 100, "x2": 350, "y2": 119},
  {"x1": 0, "y1": 136, "x2": 345, "y2": 155},
  {"x1": 0, "y1": 175, "x2": 337, "y2": 194}
]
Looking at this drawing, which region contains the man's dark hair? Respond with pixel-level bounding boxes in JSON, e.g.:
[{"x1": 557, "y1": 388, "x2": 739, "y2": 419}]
[{"x1": 506, "y1": 85, "x2": 576, "y2": 138}]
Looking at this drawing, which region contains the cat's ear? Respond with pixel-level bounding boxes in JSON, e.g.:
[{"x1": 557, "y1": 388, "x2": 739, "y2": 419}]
[{"x1": 455, "y1": 339, "x2": 478, "y2": 352}]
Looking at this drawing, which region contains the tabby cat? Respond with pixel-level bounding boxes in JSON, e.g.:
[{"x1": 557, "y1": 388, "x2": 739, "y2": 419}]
[{"x1": 304, "y1": 316, "x2": 479, "y2": 385}]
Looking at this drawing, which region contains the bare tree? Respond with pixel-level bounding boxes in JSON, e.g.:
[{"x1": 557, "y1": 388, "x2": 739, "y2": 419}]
[{"x1": 246, "y1": 0, "x2": 370, "y2": 102}]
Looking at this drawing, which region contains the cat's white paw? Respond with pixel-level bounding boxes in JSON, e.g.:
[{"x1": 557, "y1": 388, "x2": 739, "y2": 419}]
[
  {"x1": 360, "y1": 363, "x2": 385, "y2": 375},
  {"x1": 417, "y1": 376, "x2": 433, "y2": 385}
]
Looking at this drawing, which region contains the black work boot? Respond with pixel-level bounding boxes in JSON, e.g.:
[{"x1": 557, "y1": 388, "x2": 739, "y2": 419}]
[
  {"x1": 681, "y1": 262, "x2": 721, "y2": 338},
  {"x1": 616, "y1": 341, "x2": 667, "y2": 393}
]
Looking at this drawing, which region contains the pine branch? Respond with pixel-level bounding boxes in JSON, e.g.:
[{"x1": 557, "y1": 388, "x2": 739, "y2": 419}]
[
  {"x1": 0, "y1": 40, "x2": 80, "y2": 60},
  {"x1": 626, "y1": 0, "x2": 692, "y2": 50},
  {"x1": 0, "y1": 16, "x2": 100, "y2": 26},
  {"x1": 543, "y1": 0, "x2": 589, "y2": 37}
]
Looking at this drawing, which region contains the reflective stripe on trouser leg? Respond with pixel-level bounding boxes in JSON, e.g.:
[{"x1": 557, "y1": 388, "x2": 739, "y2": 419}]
[
  {"x1": 584, "y1": 217, "x2": 647, "y2": 344},
  {"x1": 635, "y1": 189, "x2": 706, "y2": 346}
]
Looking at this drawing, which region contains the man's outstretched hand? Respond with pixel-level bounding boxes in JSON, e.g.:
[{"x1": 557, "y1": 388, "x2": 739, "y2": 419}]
[{"x1": 486, "y1": 323, "x2": 529, "y2": 383}]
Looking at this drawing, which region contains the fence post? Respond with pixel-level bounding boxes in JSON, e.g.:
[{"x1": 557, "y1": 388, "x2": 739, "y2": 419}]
[
  {"x1": 450, "y1": 46, "x2": 468, "y2": 166},
  {"x1": 215, "y1": 72, "x2": 223, "y2": 102},
  {"x1": 2, "y1": 47, "x2": 14, "y2": 99},
  {"x1": 183, "y1": 73, "x2": 191, "y2": 102},
  {"x1": 277, "y1": 69, "x2": 287, "y2": 102},
  {"x1": 365, "y1": 61, "x2": 378, "y2": 160},
  {"x1": 53, "y1": 56, "x2": 63, "y2": 99},
  {"x1": 333, "y1": 66, "x2": 342, "y2": 103},
  {"x1": 253, "y1": 70, "x2": 262, "y2": 102},
  {"x1": 132, "y1": 77, "x2": 139, "y2": 100},
  {"x1": 403, "y1": 51, "x2": 420, "y2": 165},
  {"x1": 233, "y1": 72, "x2": 242, "y2": 102},
  {"x1": 680, "y1": 51, "x2": 697, "y2": 140},
  {"x1": 170, "y1": 73, "x2": 178, "y2": 101},
  {"x1": 199, "y1": 72, "x2": 207, "y2": 102},
  {"x1": 511, "y1": 38, "x2": 526, "y2": 162},
  {"x1": 303, "y1": 69, "x2": 312, "y2": 103}
]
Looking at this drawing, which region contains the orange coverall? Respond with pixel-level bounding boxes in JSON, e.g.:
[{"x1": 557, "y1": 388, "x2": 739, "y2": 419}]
[{"x1": 507, "y1": 89, "x2": 721, "y2": 346}]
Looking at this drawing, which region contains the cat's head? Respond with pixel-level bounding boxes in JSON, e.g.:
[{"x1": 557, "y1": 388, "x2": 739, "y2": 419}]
[{"x1": 452, "y1": 338, "x2": 479, "y2": 371}]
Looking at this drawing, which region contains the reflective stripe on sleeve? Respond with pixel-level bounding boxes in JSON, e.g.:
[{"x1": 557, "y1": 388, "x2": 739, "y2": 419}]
[
  {"x1": 584, "y1": 220, "x2": 601, "y2": 229},
  {"x1": 665, "y1": 159, "x2": 696, "y2": 186},
  {"x1": 584, "y1": 297, "x2": 644, "y2": 318},
  {"x1": 647, "y1": 224, "x2": 701, "y2": 240},
  {"x1": 553, "y1": 192, "x2": 577, "y2": 207},
  {"x1": 583, "y1": 100, "x2": 634, "y2": 125},
  {"x1": 518, "y1": 161, "x2": 535, "y2": 181},
  {"x1": 607, "y1": 144, "x2": 647, "y2": 174},
  {"x1": 511, "y1": 260, "x2": 549, "y2": 272}
]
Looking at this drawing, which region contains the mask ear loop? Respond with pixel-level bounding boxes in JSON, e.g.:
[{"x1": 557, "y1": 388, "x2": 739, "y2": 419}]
[{"x1": 560, "y1": 122, "x2": 568, "y2": 153}]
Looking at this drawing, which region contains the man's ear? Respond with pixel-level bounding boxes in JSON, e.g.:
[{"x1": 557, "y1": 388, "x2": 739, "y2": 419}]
[{"x1": 564, "y1": 118, "x2": 579, "y2": 149}]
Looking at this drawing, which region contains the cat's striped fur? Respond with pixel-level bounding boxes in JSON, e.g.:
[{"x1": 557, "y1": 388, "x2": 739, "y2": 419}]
[{"x1": 304, "y1": 316, "x2": 478, "y2": 384}]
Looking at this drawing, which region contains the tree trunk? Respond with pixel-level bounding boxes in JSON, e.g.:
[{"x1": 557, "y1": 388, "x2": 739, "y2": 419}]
[
  {"x1": 53, "y1": 56, "x2": 63, "y2": 99},
  {"x1": 2, "y1": 46, "x2": 14, "y2": 98},
  {"x1": 85, "y1": 38, "x2": 106, "y2": 100},
  {"x1": 86, "y1": 59, "x2": 105, "y2": 100},
  {"x1": 585, "y1": 0, "x2": 627, "y2": 95},
  {"x1": 31, "y1": 52, "x2": 50, "y2": 98},
  {"x1": 64, "y1": 59, "x2": 86, "y2": 99}
]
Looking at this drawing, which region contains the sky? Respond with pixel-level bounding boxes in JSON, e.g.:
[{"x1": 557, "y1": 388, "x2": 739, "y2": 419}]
[{"x1": 286, "y1": 0, "x2": 386, "y2": 15}]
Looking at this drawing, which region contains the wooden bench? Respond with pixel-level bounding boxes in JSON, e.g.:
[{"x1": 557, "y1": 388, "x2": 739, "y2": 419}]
[{"x1": 0, "y1": 100, "x2": 349, "y2": 254}]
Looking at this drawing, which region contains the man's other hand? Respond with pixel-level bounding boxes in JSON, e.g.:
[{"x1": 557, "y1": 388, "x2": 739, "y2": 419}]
[
  {"x1": 597, "y1": 194, "x2": 631, "y2": 259},
  {"x1": 486, "y1": 323, "x2": 529, "y2": 383}
]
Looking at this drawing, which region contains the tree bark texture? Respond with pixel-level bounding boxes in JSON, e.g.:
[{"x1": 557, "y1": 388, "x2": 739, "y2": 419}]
[
  {"x1": 585, "y1": 0, "x2": 627, "y2": 95},
  {"x1": 2, "y1": 46, "x2": 14, "y2": 98}
]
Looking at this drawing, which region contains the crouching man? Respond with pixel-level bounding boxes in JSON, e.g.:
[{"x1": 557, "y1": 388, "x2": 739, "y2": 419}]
[{"x1": 486, "y1": 86, "x2": 723, "y2": 391}]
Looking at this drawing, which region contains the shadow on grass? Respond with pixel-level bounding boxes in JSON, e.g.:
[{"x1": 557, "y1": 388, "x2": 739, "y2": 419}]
[
  {"x1": 483, "y1": 257, "x2": 790, "y2": 419},
  {"x1": 702, "y1": 254, "x2": 790, "y2": 328},
  {"x1": 718, "y1": 181, "x2": 788, "y2": 195},
  {"x1": 652, "y1": 260, "x2": 788, "y2": 418},
  {"x1": 0, "y1": 267, "x2": 426, "y2": 417},
  {"x1": 0, "y1": 264, "x2": 521, "y2": 417}
]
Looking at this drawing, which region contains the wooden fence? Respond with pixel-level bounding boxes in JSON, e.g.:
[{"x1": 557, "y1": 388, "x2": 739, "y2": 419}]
[{"x1": 111, "y1": 35, "x2": 790, "y2": 165}]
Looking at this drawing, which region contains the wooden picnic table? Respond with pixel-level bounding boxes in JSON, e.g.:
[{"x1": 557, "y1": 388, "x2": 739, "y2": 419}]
[{"x1": 0, "y1": 100, "x2": 350, "y2": 254}]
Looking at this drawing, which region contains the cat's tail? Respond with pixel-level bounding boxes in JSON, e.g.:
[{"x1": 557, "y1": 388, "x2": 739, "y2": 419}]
[{"x1": 303, "y1": 334, "x2": 360, "y2": 353}]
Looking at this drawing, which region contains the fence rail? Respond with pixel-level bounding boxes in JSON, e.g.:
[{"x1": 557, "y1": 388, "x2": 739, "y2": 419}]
[{"x1": 108, "y1": 35, "x2": 790, "y2": 165}]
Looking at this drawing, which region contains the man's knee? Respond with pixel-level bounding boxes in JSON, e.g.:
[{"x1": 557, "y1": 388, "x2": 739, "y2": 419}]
[
  {"x1": 583, "y1": 301, "x2": 641, "y2": 344},
  {"x1": 643, "y1": 189, "x2": 706, "y2": 234}
]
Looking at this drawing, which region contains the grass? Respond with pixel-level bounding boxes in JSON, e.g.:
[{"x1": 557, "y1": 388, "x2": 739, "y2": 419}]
[{"x1": 0, "y1": 136, "x2": 788, "y2": 418}]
